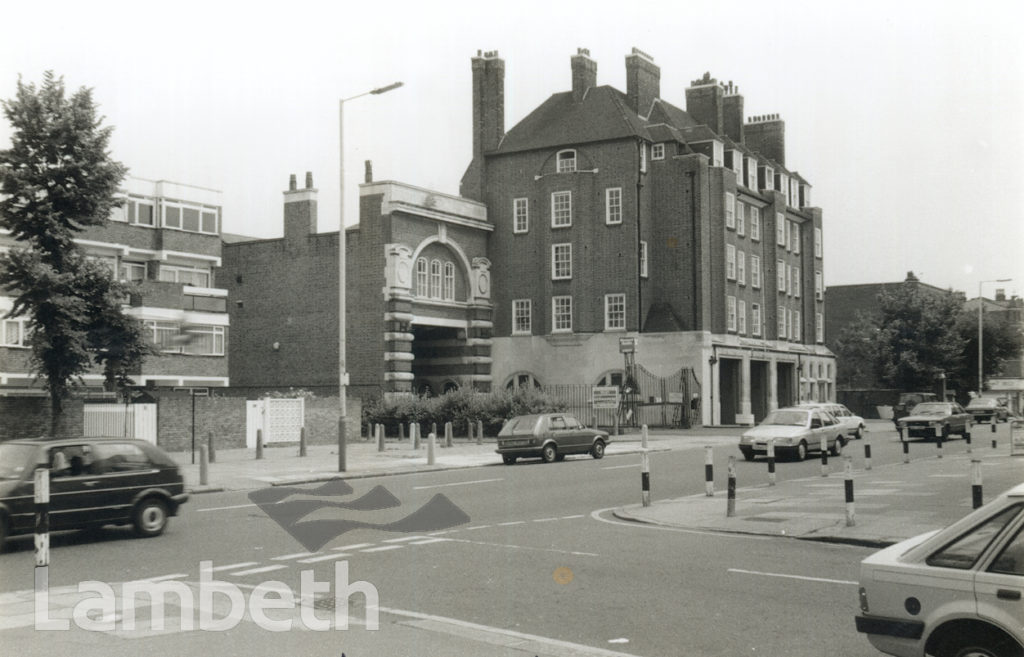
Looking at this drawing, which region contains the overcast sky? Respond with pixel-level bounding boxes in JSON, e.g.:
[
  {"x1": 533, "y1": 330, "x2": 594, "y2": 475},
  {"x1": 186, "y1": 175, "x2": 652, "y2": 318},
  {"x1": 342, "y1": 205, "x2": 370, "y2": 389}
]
[{"x1": 2, "y1": 0, "x2": 1021, "y2": 298}]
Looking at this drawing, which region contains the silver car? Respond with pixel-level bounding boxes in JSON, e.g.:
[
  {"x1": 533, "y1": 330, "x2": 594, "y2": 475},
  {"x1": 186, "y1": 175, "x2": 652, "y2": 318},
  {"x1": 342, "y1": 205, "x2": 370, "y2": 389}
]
[
  {"x1": 739, "y1": 406, "x2": 847, "y2": 461},
  {"x1": 798, "y1": 402, "x2": 866, "y2": 440}
]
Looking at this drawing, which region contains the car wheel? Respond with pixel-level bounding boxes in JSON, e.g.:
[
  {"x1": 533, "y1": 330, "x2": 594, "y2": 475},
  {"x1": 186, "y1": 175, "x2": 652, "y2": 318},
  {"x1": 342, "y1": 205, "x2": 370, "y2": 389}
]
[
  {"x1": 936, "y1": 636, "x2": 1022, "y2": 657},
  {"x1": 133, "y1": 498, "x2": 169, "y2": 538},
  {"x1": 591, "y1": 440, "x2": 606, "y2": 460},
  {"x1": 0, "y1": 515, "x2": 8, "y2": 553},
  {"x1": 830, "y1": 436, "x2": 844, "y2": 457},
  {"x1": 854, "y1": 425, "x2": 863, "y2": 440},
  {"x1": 541, "y1": 444, "x2": 558, "y2": 463},
  {"x1": 794, "y1": 441, "x2": 808, "y2": 461},
  {"x1": 740, "y1": 448, "x2": 755, "y2": 461},
  {"x1": 502, "y1": 455, "x2": 517, "y2": 465}
]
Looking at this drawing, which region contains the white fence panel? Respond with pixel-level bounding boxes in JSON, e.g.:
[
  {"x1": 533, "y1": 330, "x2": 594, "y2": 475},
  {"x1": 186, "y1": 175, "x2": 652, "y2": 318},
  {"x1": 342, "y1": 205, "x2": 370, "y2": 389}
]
[
  {"x1": 246, "y1": 398, "x2": 304, "y2": 448},
  {"x1": 83, "y1": 404, "x2": 157, "y2": 444}
]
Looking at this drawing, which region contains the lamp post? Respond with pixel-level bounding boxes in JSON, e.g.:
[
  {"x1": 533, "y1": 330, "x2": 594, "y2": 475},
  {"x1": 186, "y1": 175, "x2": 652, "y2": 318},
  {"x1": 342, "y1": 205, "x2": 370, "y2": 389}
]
[
  {"x1": 338, "y1": 81, "x2": 403, "y2": 472},
  {"x1": 977, "y1": 278, "x2": 1012, "y2": 396}
]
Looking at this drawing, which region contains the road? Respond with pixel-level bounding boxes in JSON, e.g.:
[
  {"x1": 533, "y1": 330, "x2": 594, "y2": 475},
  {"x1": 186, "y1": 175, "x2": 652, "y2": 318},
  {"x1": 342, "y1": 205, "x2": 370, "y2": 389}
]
[{"x1": 1, "y1": 425, "x2": 985, "y2": 656}]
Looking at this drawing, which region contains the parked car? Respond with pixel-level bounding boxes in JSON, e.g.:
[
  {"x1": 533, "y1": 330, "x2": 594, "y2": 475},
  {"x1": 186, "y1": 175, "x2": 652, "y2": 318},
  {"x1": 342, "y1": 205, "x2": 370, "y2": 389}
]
[
  {"x1": 893, "y1": 392, "x2": 940, "y2": 426},
  {"x1": 896, "y1": 402, "x2": 972, "y2": 440},
  {"x1": 966, "y1": 397, "x2": 1011, "y2": 424},
  {"x1": 738, "y1": 406, "x2": 847, "y2": 461},
  {"x1": 496, "y1": 413, "x2": 609, "y2": 464},
  {"x1": 855, "y1": 482, "x2": 1024, "y2": 657},
  {"x1": 0, "y1": 437, "x2": 188, "y2": 550},
  {"x1": 798, "y1": 402, "x2": 866, "y2": 440}
]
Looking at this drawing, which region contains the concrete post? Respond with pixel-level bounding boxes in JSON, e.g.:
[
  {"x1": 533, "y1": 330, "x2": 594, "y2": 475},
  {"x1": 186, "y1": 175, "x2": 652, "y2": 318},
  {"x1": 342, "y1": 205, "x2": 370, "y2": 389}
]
[
  {"x1": 427, "y1": 432, "x2": 436, "y2": 465},
  {"x1": 299, "y1": 427, "x2": 307, "y2": 457},
  {"x1": 207, "y1": 431, "x2": 216, "y2": 463},
  {"x1": 641, "y1": 448, "x2": 651, "y2": 507},
  {"x1": 256, "y1": 429, "x2": 264, "y2": 460},
  {"x1": 377, "y1": 424, "x2": 385, "y2": 452},
  {"x1": 445, "y1": 421, "x2": 453, "y2": 448},
  {"x1": 199, "y1": 445, "x2": 209, "y2": 486},
  {"x1": 641, "y1": 424, "x2": 648, "y2": 450}
]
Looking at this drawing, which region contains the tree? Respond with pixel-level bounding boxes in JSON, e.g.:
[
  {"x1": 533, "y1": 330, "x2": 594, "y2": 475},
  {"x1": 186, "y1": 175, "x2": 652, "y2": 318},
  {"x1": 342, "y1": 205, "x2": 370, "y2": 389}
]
[
  {"x1": 948, "y1": 309, "x2": 1024, "y2": 395},
  {"x1": 833, "y1": 282, "x2": 966, "y2": 392},
  {"x1": 0, "y1": 71, "x2": 149, "y2": 429}
]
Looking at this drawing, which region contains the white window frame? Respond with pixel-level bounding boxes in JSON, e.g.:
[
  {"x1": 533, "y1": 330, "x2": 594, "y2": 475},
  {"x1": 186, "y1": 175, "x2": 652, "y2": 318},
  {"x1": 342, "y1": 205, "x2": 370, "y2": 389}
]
[
  {"x1": 776, "y1": 259, "x2": 786, "y2": 292},
  {"x1": 815, "y1": 270, "x2": 823, "y2": 301},
  {"x1": 737, "y1": 250, "x2": 746, "y2": 285},
  {"x1": 791, "y1": 222, "x2": 800, "y2": 254},
  {"x1": 552, "y1": 296, "x2": 573, "y2": 333},
  {"x1": 712, "y1": 141, "x2": 723, "y2": 168},
  {"x1": 513, "y1": 198, "x2": 529, "y2": 234},
  {"x1": 146, "y1": 320, "x2": 182, "y2": 353},
  {"x1": 776, "y1": 213, "x2": 785, "y2": 246},
  {"x1": 751, "y1": 303, "x2": 762, "y2": 337},
  {"x1": 557, "y1": 149, "x2": 577, "y2": 173},
  {"x1": 1, "y1": 317, "x2": 28, "y2": 347},
  {"x1": 159, "y1": 264, "x2": 210, "y2": 288},
  {"x1": 604, "y1": 293, "x2": 626, "y2": 331},
  {"x1": 736, "y1": 200, "x2": 745, "y2": 236},
  {"x1": 429, "y1": 259, "x2": 442, "y2": 298},
  {"x1": 816, "y1": 312, "x2": 824, "y2": 343},
  {"x1": 726, "y1": 244, "x2": 736, "y2": 280},
  {"x1": 443, "y1": 261, "x2": 455, "y2": 300},
  {"x1": 652, "y1": 143, "x2": 665, "y2": 160},
  {"x1": 552, "y1": 243, "x2": 572, "y2": 280},
  {"x1": 640, "y1": 240, "x2": 648, "y2": 278},
  {"x1": 726, "y1": 295, "x2": 737, "y2": 332},
  {"x1": 793, "y1": 310, "x2": 801, "y2": 341},
  {"x1": 750, "y1": 206, "x2": 761, "y2": 241},
  {"x1": 725, "y1": 192, "x2": 736, "y2": 229},
  {"x1": 182, "y1": 325, "x2": 226, "y2": 356},
  {"x1": 779, "y1": 308, "x2": 788, "y2": 339},
  {"x1": 746, "y1": 156, "x2": 758, "y2": 190},
  {"x1": 551, "y1": 191, "x2": 572, "y2": 228},
  {"x1": 416, "y1": 258, "x2": 428, "y2": 296},
  {"x1": 512, "y1": 299, "x2": 532, "y2": 335},
  {"x1": 605, "y1": 188, "x2": 623, "y2": 225},
  {"x1": 738, "y1": 300, "x2": 747, "y2": 335},
  {"x1": 751, "y1": 255, "x2": 761, "y2": 289},
  {"x1": 119, "y1": 261, "x2": 146, "y2": 284},
  {"x1": 814, "y1": 227, "x2": 823, "y2": 258},
  {"x1": 731, "y1": 150, "x2": 743, "y2": 177},
  {"x1": 763, "y1": 166, "x2": 774, "y2": 191},
  {"x1": 793, "y1": 266, "x2": 801, "y2": 298}
]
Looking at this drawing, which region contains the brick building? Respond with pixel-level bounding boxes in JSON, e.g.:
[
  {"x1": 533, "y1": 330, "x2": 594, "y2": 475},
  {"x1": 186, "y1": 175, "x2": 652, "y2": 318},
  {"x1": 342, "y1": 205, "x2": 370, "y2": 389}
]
[
  {"x1": 1, "y1": 177, "x2": 230, "y2": 395},
  {"x1": 221, "y1": 48, "x2": 834, "y2": 426}
]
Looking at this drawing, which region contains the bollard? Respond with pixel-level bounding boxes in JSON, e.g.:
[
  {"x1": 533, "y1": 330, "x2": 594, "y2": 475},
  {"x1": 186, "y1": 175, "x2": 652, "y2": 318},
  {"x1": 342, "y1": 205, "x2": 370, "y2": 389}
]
[
  {"x1": 971, "y1": 459, "x2": 983, "y2": 509},
  {"x1": 991, "y1": 416, "x2": 997, "y2": 433},
  {"x1": 820, "y1": 436, "x2": 829, "y2": 477},
  {"x1": 34, "y1": 467, "x2": 50, "y2": 593},
  {"x1": 378, "y1": 424, "x2": 386, "y2": 452},
  {"x1": 614, "y1": 413, "x2": 620, "y2": 437},
  {"x1": 200, "y1": 445, "x2": 209, "y2": 486},
  {"x1": 427, "y1": 432, "x2": 436, "y2": 465},
  {"x1": 256, "y1": 429, "x2": 264, "y2": 460},
  {"x1": 704, "y1": 446, "x2": 714, "y2": 497},
  {"x1": 726, "y1": 456, "x2": 736, "y2": 517},
  {"x1": 965, "y1": 430, "x2": 972, "y2": 454},
  {"x1": 863, "y1": 430, "x2": 872, "y2": 471},
  {"x1": 897, "y1": 425, "x2": 904, "y2": 441},
  {"x1": 478, "y1": 420, "x2": 484, "y2": 443},
  {"x1": 299, "y1": 427, "x2": 307, "y2": 457},
  {"x1": 936, "y1": 430, "x2": 944, "y2": 459},
  {"x1": 445, "y1": 422, "x2": 453, "y2": 448},
  {"x1": 767, "y1": 439, "x2": 776, "y2": 486},
  {"x1": 640, "y1": 448, "x2": 651, "y2": 507},
  {"x1": 207, "y1": 431, "x2": 216, "y2": 463},
  {"x1": 902, "y1": 437, "x2": 910, "y2": 464},
  {"x1": 844, "y1": 455, "x2": 855, "y2": 527},
  {"x1": 641, "y1": 424, "x2": 649, "y2": 450},
  {"x1": 399, "y1": 423, "x2": 405, "y2": 441},
  {"x1": 414, "y1": 423, "x2": 422, "y2": 450},
  {"x1": 468, "y1": 420, "x2": 475, "y2": 442},
  {"x1": 432, "y1": 422, "x2": 437, "y2": 440}
]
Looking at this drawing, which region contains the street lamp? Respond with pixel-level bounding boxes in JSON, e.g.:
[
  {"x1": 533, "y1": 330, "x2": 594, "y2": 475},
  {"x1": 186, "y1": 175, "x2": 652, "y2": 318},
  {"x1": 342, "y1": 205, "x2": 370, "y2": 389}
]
[
  {"x1": 977, "y1": 278, "x2": 1012, "y2": 396},
  {"x1": 338, "y1": 81, "x2": 403, "y2": 472}
]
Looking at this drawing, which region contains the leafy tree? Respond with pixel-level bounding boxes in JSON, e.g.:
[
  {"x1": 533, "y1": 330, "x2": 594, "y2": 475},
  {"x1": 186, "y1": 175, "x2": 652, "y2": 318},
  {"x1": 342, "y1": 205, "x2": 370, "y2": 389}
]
[
  {"x1": 948, "y1": 309, "x2": 1024, "y2": 395},
  {"x1": 0, "y1": 71, "x2": 149, "y2": 429},
  {"x1": 833, "y1": 282, "x2": 966, "y2": 391}
]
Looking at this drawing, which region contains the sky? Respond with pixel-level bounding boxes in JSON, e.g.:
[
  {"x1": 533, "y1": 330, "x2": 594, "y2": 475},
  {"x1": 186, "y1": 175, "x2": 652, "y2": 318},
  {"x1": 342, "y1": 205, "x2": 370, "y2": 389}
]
[{"x1": 1, "y1": 0, "x2": 1021, "y2": 299}]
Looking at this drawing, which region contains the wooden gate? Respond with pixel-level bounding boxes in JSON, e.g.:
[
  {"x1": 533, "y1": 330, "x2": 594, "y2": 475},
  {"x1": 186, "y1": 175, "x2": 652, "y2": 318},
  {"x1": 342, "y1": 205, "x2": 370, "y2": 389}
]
[{"x1": 83, "y1": 403, "x2": 158, "y2": 444}]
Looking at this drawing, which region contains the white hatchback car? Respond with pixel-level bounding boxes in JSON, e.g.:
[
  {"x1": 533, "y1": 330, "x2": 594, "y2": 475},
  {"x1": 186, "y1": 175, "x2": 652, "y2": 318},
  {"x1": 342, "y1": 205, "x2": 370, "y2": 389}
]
[
  {"x1": 799, "y1": 402, "x2": 866, "y2": 440},
  {"x1": 855, "y1": 483, "x2": 1024, "y2": 657}
]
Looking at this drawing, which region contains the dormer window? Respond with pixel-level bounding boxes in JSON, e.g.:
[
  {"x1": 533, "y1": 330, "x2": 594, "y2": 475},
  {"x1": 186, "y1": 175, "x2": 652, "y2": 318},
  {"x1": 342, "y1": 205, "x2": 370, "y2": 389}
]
[
  {"x1": 652, "y1": 143, "x2": 665, "y2": 160},
  {"x1": 557, "y1": 150, "x2": 577, "y2": 173},
  {"x1": 712, "y1": 141, "x2": 724, "y2": 167}
]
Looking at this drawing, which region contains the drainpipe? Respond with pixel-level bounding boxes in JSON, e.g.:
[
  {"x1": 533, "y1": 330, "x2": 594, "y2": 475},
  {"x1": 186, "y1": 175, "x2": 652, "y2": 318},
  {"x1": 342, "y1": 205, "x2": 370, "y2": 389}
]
[{"x1": 636, "y1": 138, "x2": 645, "y2": 331}]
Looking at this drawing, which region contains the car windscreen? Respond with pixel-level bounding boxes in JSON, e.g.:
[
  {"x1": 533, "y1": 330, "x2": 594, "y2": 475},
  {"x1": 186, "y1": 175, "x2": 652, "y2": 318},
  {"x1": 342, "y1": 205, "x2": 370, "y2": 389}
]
[
  {"x1": 0, "y1": 443, "x2": 39, "y2": 480},
  {"x1": 910, "y1": 403, "x2": 950, "y2": 416},
  {"x1": 499, "y1": 416, "x2": 541, "y2": 436},
  {"x1": 967, "y1": 399, "x2": 996, "y2": 408},
  {"x1": 762, "y1": 410, "x2": 807, "y2": 426}
]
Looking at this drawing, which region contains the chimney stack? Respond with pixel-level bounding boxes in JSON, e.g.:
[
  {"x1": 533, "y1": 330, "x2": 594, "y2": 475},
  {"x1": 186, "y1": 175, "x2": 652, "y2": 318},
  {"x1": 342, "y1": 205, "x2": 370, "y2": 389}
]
[
  {"x1": 571, "y1": 48, "x2": 597, "y2": 103},
  {"x1": 745, "y1": 114, "x2": 786, "y2": 166},
  {"x1": 305, "y1": 172, "x2": 313, "y2": 189},
  {"x1": 685, "y1": 72, "x2": 724, "y2": 134},
  {"x1": 625, "y1": 47, "x2": 660, "y2": 117},
  {"x1": 289, "y1": 174, "x2": 297, "y2": 191},
  {"x1": 722, "y1": 81, "x2": 744, "y2": 144},
  {"x1": 283, "y1": 172, "x2": 318, "y2": 244},
  {"x1": 364, "y1": 160, "x2": 373, "y2": 183},
  {"x1": 461, "y1": 49, "x2": 505, "y2": 201}
]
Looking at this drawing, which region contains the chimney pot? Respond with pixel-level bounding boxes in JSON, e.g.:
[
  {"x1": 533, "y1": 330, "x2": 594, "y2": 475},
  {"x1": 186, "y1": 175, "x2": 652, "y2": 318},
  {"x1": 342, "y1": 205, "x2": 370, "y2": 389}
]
[
  {"x1": 289, "y1": 174, "x2": 297, "y2": 191},
  {"x1": 364, "y1": 160, "x2": 373, "y2": 183},
  {"x1": 305, "y1": 172, "x2": 313, "y2": 189}
]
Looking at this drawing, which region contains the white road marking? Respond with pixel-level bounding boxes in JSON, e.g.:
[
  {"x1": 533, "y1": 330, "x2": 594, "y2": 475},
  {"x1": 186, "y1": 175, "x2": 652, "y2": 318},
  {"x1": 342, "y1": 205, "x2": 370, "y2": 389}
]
[
  {"x1": 532, "y1": 517, "x2": 560, "y2": 522},
  {"x1": 465, "y1": 525, "x2": 492, "y2": 531},
  {"x1": 132, "y1": 573, "x2": 188, "y2": 583},
  {"x1": 361, "y1": 545, "x2": 405, "y2": 553},
  {"x1": 271, "y1": 551, "x2": 318, "y2": 561},
  {"x1": 379, "y1": 606, "x2": 644, "y2": 657},
  {"x1": 230, "y1": 565, "x2": 288, "y2": 576},
  {"x1": 210, "y1": 562, "x2": 259, "y2": 572},
  {"x1": 427, "y1": 530, "x2": 453, "y2": 536},
  {"x1": 590, "y1": 506, "x2": 770, "y2": 541},
  {"x1": 383, "y1": 535, "x2": 430, "y2": 543},
  {"x1": 444, "y1": 536, "x2": 599, "y2": 557},
  {"x1": 602, "y1": 463, "x2": 641, "y2": 470},
  {"x1": 496, "y1": 521, "x2": 526, "y2": 526},
  {"x1": 561, "y1": 514, "x2": 586, "y2": 519},
  {"x1": 298, "y1": 553, "x2": 351, "y2": 563},
  {"x1": 197, "y1": 503, "x2": 257, "y2": 512},
  {"x1": 409, "y1": 538, "x2": 450, "y2": 545},
  {"x1": 412, "y1": 477, "x2": 504, "y2": 490},
  {"x1": 334, "y1": 543, "x2": 374, "y2": 551},
  {"x1": 728, "y1": 568, "x2": 858, "y2": 586}
]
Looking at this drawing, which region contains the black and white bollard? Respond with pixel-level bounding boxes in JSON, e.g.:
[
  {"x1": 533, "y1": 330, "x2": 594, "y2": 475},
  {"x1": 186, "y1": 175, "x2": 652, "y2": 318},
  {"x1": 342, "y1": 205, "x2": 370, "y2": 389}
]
[
  {"x1": 767, "y1": 439, "x2": 776, "y2": 486},
  {"x1": 863, "y1": 431, "x2": 872, "y2": 471},
  {"x1": 844, "y1": 455, "x2": 855, "y2": 527},
  {"x1": 726, "y1": 456, "x2": 736, "y2": 517},
  {"x1": 820, "y1": 436, "x2": 829, "y2": 477},
  {"x1": 705, "y1": 446, "x2": 714, "y2": 497},
  {"x1": 641, "y1": 424, "x2": 648, "y2": 450},
  {"x1": 971, "y1": 459, "x2": 983, "y2": 509},
  {"x1": 34, "y1": 467, "x2": 49, "y2": 593},
  {"x1": 936, "y1": 428, "x2": 944, "y2": 459},
  {"x1": 256, "y1": 429, "x2": 264, "y2": 460},
  {"x1": 991, "y1": 416, "x2": 997, "y2": 433},
  {"x1": 965, "y1": 429, "x2": 972, "y2": 454},
  {"x1": 200, "y1": 445, "x2": 209, "y2": 486},
  {"x1": 902, "y1": 437, "x2": 910, "y2": 464},
  {"x1": 897, "y1": 425, "x2": 904, "y2": 442},
  {"x1": 641, "y1": 448, "x2": 651, "y2": 507},
  {"x1": 427, "y1": 432, "x2": 436, "y2": 465}
]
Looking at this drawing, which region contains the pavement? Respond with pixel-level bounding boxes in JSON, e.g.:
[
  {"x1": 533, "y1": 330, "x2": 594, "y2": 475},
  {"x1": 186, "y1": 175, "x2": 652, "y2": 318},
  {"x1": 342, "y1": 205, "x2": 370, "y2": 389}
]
[{"x1": 615, "y1": 425, "x2": 1024, "y2": 547}]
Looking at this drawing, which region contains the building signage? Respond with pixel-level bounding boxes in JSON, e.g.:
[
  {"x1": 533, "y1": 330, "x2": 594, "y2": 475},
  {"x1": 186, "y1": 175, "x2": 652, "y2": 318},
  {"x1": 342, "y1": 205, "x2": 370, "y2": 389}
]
[
  {"x1": 989, "y1": 378, "x2": 1024, "y2": 391},
  {"x1": 592, "y1": 386, "x2": 621, "y2": 409},
  {"x1": 618, "y1": 337, "x2": 637, "y2": 354}
]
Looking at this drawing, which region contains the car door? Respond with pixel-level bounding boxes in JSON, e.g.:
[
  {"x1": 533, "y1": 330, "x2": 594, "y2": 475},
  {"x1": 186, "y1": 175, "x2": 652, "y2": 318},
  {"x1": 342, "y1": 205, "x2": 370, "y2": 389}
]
[
  {"x1": 46, "y1": 444, "x2": 113, "y2": 530},
  {"x1": 952, "y1": 403, "x2": 971, "y2": 432},
  {"x1": 547, "y1": 415, "x2": 571, "y2": 452},
  {"x1": 974, "y1": 506, "x2": 1024, "y2": 641},
  {"x1": 809, "y1": 411, "x2": 826, "y2": 451},
  {"x1": 562, "y1": 414, "x2": 589, "y2": 453},
  {"x1": 90, "y1": 442, "x2": 160, "y2": 524}
]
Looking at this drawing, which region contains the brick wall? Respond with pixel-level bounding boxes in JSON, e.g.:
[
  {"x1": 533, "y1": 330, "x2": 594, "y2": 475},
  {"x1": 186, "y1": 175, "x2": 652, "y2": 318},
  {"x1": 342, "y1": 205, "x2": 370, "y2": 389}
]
[{"x1": 0, "y1": 398, "x2": 84, "y2": 441}]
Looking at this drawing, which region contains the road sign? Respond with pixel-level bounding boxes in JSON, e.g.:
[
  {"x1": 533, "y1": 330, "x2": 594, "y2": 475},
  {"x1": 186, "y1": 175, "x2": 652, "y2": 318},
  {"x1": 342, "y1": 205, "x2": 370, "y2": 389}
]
[
  {"x1": 1011, "y1": 420, "x2": 1024, "y2": 456},
  {"x1": 592, "y1": 386, "x2": 620, "y2": 409},
  {"x1": 618, "y1": 337, "x2": 637, "y2": 354}
]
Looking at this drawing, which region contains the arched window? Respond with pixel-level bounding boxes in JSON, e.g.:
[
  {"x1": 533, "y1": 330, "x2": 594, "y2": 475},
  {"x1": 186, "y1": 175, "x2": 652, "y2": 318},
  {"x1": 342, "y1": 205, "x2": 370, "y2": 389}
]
[
  {"x1": 596, "y1": 371, "x2": 624, "y2": 388},
  {"x1": 442, "y1": 380, "x2": 459, "y2": 394},
  {"x1": 505, "y1": 373, "x2": 541, "y2": 391},
  {"x1": 430, "y1": 259, "x2": 442, "y2": 298},
  {"x1": 415, "y1": 258, "x2": 428, "y2": 296},
  {"x1": 443, "y1": 262, "x2": 455, "y2": 300},
  {"x1": 556, "y1": 149, "x2": 577, "y2": 173}
]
